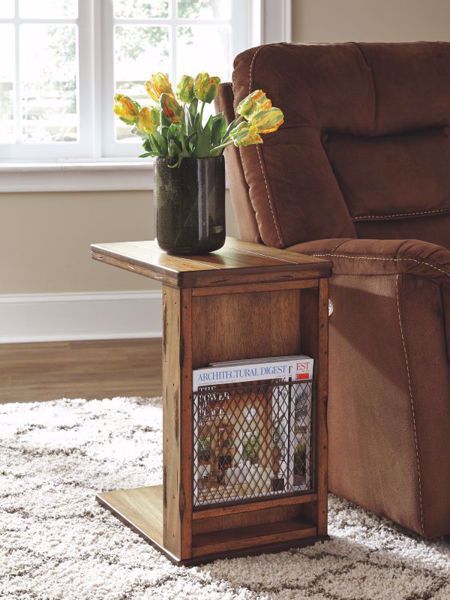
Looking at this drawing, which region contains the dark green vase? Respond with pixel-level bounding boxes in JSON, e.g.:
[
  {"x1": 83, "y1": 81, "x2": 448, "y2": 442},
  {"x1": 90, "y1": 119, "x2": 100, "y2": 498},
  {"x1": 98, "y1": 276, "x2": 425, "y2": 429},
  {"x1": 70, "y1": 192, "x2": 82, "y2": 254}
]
[{"x1": 155, "y1": 156, "x2": 226, "y2": 255}]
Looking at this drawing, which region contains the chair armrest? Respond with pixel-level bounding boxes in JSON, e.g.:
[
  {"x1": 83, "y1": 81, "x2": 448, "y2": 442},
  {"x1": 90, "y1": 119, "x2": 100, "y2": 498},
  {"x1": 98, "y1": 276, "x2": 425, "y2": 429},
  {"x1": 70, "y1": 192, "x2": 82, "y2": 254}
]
[
  {"x1": 295, "y1": 237, "x2": 450, "y2": 537},
  {"x1": 290, "y1": 238, "x2": 450, "y2": 286}
]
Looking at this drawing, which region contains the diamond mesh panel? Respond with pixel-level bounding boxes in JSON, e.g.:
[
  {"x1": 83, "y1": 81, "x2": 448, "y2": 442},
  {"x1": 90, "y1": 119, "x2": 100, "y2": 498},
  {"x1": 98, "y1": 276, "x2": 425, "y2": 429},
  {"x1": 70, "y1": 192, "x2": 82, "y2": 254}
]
[{"x1": 193, "y1": 380, "x2": 313, "y2": 508}]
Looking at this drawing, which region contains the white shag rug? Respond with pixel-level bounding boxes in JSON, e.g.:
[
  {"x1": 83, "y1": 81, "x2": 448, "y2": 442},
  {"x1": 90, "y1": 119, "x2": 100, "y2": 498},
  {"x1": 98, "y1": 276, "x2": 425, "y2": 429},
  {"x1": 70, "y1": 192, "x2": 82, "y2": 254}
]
[{"x1": 0, "y1": 397, "x2": 449, "y2": 600}]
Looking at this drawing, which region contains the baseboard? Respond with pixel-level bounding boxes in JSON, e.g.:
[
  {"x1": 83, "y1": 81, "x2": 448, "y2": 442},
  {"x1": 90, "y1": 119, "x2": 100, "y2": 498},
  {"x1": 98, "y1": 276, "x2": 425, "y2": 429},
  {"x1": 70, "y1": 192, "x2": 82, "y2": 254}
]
[{"x1": 0, "y1": 291, "x2": 162, "y2": 343}]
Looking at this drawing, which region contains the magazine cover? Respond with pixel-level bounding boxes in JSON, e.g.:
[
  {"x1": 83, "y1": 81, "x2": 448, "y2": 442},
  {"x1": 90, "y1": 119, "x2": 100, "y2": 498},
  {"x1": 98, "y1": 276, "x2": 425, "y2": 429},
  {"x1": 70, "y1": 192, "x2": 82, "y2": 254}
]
[
  {"x1": 192, "y1": 356, "x2": 313, "y2": 507},
  {"x1": 193, "y1": 355, "x2": 314, "y2": 391}
]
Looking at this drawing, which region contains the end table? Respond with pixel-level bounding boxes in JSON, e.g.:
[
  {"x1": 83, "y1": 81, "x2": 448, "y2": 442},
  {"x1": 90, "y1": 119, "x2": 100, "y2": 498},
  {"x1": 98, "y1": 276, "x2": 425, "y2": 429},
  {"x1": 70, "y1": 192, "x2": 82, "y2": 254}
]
[{"x1": 91, "y1": 238, "x2": 331, "y2": 565}]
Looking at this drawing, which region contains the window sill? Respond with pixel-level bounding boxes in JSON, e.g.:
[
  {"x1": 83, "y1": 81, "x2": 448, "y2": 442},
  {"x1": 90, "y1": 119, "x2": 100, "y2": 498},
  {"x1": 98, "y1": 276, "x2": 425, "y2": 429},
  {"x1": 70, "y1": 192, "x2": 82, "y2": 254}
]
[{"x1": 0, "y1": 160, "x2": 155, "y2": 193}]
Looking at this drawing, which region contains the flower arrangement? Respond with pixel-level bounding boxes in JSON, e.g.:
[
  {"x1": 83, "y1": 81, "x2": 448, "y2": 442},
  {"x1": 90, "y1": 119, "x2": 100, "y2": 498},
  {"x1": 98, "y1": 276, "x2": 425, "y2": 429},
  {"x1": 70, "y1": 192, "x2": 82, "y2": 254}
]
[{"x1": 114, "y1": 72, "x2": 284, "y2": 167}]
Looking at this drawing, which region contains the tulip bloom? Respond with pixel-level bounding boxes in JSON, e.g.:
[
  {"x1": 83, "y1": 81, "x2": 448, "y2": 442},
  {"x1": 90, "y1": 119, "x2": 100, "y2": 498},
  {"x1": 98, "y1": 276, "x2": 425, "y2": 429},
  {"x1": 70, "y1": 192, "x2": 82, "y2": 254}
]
[
  {"x1": 229, "y1": 122, "x2": 263, "y2": 147},
  {"x1": 160, "y1": 93, "x2": 183, "y2": 123},
  {"x1": 177, "y1": 75, "x2": 195, "y2": 103},
  {"x1": 113, "y1": 71, "x2": 282, "y2": 167},
  {"x1": 114, "y1": 94, "x2": 140, "y2": 124},
  {"x1": 145, "y1": 72, "x2": 173, "y2": 102},
  {"x1": 194, "y1": 72, "x2": 221, "y2": 103},
  {"x1": 236, "y1": 90, "x2": 272, "y2": 119},
  {"x1": 137, "y1": 106, "x2": 160, "y2": 135},
  {"x1": 250, "y1": 107, "x2": 284, "y2": 134}
]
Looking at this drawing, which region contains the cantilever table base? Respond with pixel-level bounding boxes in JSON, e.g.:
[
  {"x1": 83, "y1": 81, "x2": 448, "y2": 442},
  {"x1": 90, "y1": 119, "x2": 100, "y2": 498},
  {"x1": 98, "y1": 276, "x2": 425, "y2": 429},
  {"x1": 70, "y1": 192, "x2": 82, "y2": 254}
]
[{"x1": 91, "y1": 238, "x2": 331, "y2": 565}]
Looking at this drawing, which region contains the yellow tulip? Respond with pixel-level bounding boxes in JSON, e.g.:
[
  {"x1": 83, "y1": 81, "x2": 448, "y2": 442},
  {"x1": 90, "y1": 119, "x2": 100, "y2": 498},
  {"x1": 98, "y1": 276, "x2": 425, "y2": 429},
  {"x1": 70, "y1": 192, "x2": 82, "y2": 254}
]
[
  {"x1": 145, "y1": 72, "x2": 173, "y2": 102},
  {"x1": 177, "y1": 75, "x2": 195, "y2": 103},
  {"x1": 113, "y1": 94, "x2": 140, "y2": 124},
  {"x1": 160, "y1": 93, "x2": 183, "y2": 123},
  {"x1": 236, "y1": 89, "x2": 272, "y2": 119},
  {"x1": 194, "y1": 72, "x2": 221, "y2": 103},
  {"x1": 229, "y1": 122, "x2": 263, "y2": 147},
  {"x1": 250, "y1": 107, "x2": 284, "y2": 134},
  {"x1": 137, "y1": 106, "x2": 160, "y2": 135}
]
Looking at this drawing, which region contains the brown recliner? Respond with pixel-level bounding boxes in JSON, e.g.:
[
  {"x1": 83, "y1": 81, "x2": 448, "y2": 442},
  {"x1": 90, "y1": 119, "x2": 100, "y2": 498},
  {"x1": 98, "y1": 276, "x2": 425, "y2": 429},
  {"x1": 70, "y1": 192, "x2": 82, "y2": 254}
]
[{"x1": 217, "y1": 42, "x2": 450, "y2": 538}]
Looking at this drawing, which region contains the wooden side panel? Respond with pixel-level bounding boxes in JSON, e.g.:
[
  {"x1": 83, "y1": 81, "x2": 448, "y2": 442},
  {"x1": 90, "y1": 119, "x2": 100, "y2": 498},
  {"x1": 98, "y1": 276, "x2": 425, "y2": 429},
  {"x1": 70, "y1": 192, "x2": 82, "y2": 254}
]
[
  {"x1": 316, "y1": 279, "x2": 329, "y2": 536},
  {"x1": 180, "y1": 288, "x2": 194, "y2": 557},
  {"x1": 162, "y1": 286, "x2": 193, "y2": 559},
  {"x1": 191, "y1": 289, "x2": 301, "y2": 368},
  {"x1": 300, "y1": 282, "x2": 329, "y2": 537}
]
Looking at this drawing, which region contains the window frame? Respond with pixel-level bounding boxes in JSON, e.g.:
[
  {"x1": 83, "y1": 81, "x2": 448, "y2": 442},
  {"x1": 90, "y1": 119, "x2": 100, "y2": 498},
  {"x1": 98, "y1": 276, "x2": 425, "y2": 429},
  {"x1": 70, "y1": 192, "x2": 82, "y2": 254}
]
[
  {"x1": 0, "y1": 0, "x2": 90, "y2": 160},
  {"x1": 0, "y1": 0, "x2": 292, "y2": 192}
]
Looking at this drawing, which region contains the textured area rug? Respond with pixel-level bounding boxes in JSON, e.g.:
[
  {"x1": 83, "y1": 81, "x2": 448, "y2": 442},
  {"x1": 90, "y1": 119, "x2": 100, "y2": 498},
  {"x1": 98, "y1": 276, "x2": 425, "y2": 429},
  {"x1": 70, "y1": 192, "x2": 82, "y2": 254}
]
[{"x1": 0, "y1": 397, "x2": 449, "y2": 600}]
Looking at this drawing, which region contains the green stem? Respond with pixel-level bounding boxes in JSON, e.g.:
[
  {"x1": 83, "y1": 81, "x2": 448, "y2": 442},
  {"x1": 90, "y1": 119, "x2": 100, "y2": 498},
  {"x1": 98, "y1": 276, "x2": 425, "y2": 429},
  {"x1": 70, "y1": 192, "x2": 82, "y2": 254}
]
[
  {"x1": 225, "y1": 115, "x2": 245, "y2": 136},
  {"x1": 211, "y1": 139, "x2": 234, "y2": 153},
  {"x1": 199, "y1": 101, "x2": 206, "y2": 126}
]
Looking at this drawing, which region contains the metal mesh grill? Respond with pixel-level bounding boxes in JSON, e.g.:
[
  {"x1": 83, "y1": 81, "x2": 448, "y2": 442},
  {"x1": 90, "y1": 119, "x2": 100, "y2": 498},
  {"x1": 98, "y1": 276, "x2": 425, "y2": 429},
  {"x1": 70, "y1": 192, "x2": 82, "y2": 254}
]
[{"x1": 193, "y1": 380, "x2": 313, "y2": 508}]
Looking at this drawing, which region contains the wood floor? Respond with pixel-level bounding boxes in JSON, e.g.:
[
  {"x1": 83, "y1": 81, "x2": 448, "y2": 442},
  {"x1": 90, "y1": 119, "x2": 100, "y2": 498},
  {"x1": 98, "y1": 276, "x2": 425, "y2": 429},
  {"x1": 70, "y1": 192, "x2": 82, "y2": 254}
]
[{"x1": 0, "y1": 338, "x2": 162, "y2": 403}]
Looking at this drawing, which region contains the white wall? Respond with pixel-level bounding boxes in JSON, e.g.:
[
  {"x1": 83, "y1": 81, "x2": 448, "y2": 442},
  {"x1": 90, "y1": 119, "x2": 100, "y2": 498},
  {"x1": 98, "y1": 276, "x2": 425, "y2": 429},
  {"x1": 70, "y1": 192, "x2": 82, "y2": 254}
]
[{"x1": 292, "y1": 0, "x2": 450, "y2": 43}]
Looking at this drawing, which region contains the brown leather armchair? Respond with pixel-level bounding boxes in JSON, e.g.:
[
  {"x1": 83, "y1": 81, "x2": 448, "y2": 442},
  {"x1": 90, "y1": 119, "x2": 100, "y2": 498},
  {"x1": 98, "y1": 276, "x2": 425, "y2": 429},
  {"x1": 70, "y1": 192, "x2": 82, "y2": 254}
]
[{"x1": 217, "y1": 42, "x2": 450, "y2": 538}]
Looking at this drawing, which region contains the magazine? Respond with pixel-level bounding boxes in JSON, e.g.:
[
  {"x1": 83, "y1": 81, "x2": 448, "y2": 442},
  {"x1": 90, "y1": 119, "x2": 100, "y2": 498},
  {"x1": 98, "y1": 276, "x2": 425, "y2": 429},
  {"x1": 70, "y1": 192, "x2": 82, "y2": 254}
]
[{"x1": 192, "y1": 355, "x2": 313, "y2": 507}]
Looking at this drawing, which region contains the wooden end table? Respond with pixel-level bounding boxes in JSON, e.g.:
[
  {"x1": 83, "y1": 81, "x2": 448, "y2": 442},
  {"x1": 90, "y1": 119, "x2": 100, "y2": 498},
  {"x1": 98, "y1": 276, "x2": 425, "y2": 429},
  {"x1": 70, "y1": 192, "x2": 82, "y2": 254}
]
[{"x1": 91, "y1": 237, "x2": 331, "y2": 565}]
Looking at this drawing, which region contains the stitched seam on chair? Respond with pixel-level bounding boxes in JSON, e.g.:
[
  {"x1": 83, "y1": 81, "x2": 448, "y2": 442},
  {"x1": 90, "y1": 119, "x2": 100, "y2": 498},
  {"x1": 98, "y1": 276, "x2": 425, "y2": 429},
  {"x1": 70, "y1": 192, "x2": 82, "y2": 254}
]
[
  {"x1": 309, "y1": 253, "x2": 450, "y2": 278},
  {"x1": 248, "y1": 45, "x2": 284, "y2": 247},
  {"x1": 395, "y1": 274, "x2": 425, "y2": 536},
  {"x1": 248, "y1": 45, "x2": 264, "y2": 93},
  {"x1": 255, "y1": 145, "x2": 284, "y2": 246},
  {"x1": 331, "y1": 240, "x2": 350, "y2": 252},
  {"x1": 354, "y1": 43, "x2": 378, "y2": 131},
  {"x1": 353, "y1": 207, "x2": 450, "y2": 221}
]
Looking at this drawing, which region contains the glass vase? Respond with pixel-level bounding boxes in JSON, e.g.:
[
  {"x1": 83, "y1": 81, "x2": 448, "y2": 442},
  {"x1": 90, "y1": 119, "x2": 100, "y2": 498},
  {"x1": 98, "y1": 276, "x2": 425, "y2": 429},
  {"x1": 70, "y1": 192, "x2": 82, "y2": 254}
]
[{"x1": 155, "y1": 156, "x2": 226, "y2": 255}]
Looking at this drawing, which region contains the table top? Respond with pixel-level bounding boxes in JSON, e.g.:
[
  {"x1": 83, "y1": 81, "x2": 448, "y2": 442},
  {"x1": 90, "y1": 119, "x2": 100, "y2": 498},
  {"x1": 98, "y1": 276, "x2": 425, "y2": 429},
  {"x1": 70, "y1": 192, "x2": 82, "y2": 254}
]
[{"x1": 91, "y1": 238, "x2": 331, "y2": 288}]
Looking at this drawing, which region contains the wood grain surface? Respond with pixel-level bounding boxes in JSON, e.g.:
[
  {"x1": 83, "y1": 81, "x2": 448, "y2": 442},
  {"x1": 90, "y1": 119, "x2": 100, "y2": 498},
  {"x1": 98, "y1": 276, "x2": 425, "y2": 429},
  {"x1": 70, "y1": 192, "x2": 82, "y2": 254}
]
[
  {"x1": 162, "y1": 286, "x2": 193, "y2": 559},
  {"x1": 97, "y1": 486, "x2": 164, "y2": 548},
  {"x1": 91, "y1": 238, "x2": 331, "y2": 288}
]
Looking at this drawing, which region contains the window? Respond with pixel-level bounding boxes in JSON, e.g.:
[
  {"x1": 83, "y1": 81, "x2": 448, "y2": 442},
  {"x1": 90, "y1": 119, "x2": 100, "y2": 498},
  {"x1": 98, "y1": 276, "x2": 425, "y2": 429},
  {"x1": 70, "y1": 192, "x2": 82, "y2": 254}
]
[
  {"x1": 1, "y1": 0, "x2": 81, "y2": 159},
  {"x1": 0, "y1": 0, "x2": 252, "y2": 161},
  {"x1": 0, "y1": 0, "x2": 291, "y2": 191}
]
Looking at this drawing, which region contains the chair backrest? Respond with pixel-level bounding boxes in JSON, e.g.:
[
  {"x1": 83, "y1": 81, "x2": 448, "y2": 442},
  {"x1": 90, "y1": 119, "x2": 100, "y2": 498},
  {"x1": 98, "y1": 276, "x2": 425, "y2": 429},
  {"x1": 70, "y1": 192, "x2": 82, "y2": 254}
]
[{"x1": 217, "y1": 42, "x2": 450, "y2": 249}]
